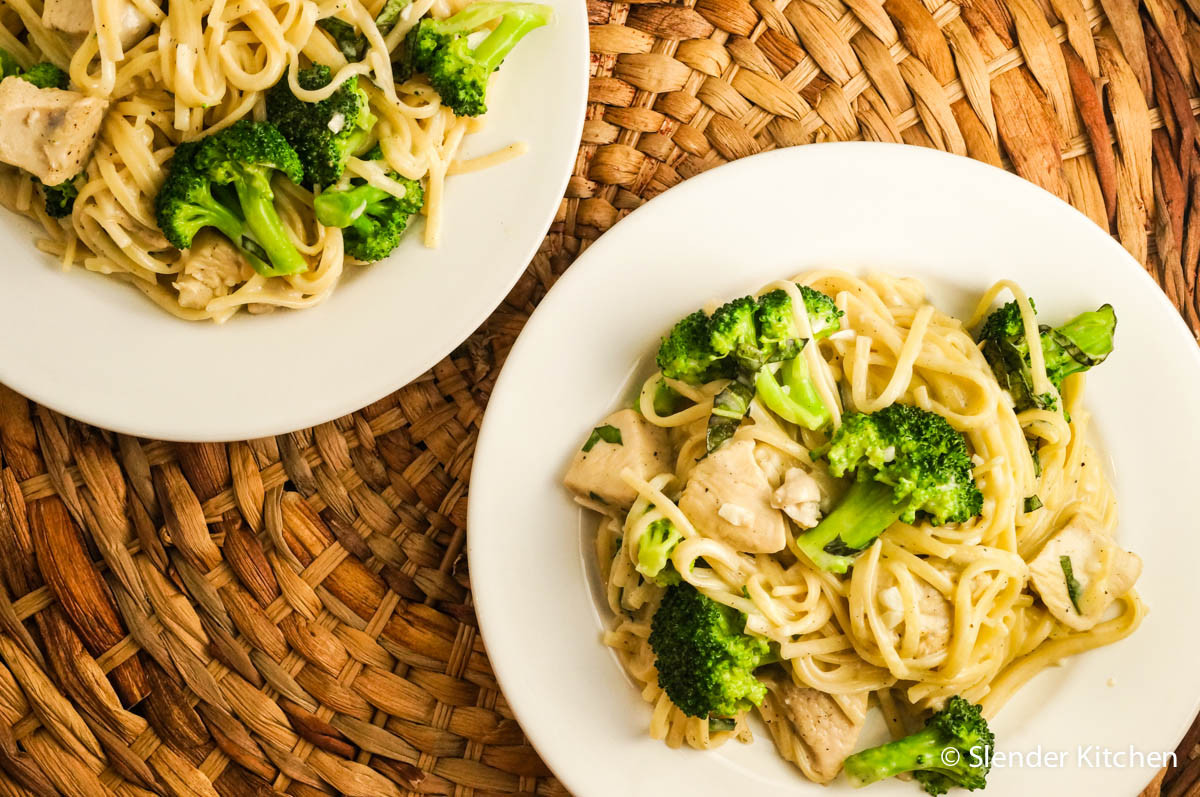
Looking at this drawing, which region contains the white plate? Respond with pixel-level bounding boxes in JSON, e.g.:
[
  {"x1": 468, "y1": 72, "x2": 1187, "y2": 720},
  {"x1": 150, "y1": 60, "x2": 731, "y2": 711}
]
[
  {"x1": 0, "y1": 5, "x2": 586, "y2": 442},
  {"x1": 469, "y1": 143, "x2": 1200, "y2": 796}
]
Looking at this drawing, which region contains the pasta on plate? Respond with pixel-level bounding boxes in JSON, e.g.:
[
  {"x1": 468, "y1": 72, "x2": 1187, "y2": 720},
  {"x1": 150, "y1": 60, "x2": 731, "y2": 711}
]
[
  {"x1": 0, "y1": 0, "x2": 549, "y2": 321},
  {"x1": 563, "y1": 270, "x2": 1144, "y2": 792}
]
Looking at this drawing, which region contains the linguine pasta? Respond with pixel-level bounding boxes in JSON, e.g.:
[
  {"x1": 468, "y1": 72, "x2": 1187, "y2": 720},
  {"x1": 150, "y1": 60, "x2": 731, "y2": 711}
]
[
  {"x1": 574, "y1": 271, "x2": 1143, "y2": 785},
  {"x1": 0, "y1": 0, "x2": 524, "y2": 321}
]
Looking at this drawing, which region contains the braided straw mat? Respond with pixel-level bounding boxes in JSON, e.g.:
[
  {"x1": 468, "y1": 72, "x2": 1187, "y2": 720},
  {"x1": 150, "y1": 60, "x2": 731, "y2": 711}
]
[{"x1": 2, "y1": 0, "x2": 1200, "y2": 792}]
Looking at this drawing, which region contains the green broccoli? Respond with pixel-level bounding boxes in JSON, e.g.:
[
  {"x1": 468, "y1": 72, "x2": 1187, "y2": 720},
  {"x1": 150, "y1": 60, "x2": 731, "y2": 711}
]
[
  {"x1": 754, "y1": 354, "x2": 829, "y2": 430},
  {"x1": 400, "y1": 2, "x2": 552, "y2": 117},
  {"x1": 658, "y1": 286, "x2": 842, "y2": 384},
  {"x1": 842, "y1": 696, "x2": 995, "y2": 794},
  {"x1": 797, "y1": 404, "x2": 983, "y2": 574},
  {"x1": 313, "y1": 149, "x2": 424, "y2": 262},
  {"x1": 0, "y1": 48, "x2": 69, "y2": 89},
  {"x1": 635, "y1": 518, "x2": 683, "y2": 583},
  {"x1": 155, "y1": 121, "x2": 309, "y2": 277},
  {"x1": 976, "y1": 299, "x2": 1116, "y2": 414},
  {"x1": 649, "y1": 582, "x2": 775, "y2": 719},
  {"x1": 658, "y1": 286, "x2": 842, "y2": 443},
  {"x1": 266, "y1": 65, "x2": 375, "y2": 188},
  {"x1": 657, "y1": 310, "x2": 729, "y2": 384},
  {"x1": 40, "y1": 176, "x2": 80, "y2": 218},
  {"x1": 21, "y1": 62, "x2": 67, "y2": 89},
  {"x1": 0, "y1": 49, "x2": 19, "y2": 79}
]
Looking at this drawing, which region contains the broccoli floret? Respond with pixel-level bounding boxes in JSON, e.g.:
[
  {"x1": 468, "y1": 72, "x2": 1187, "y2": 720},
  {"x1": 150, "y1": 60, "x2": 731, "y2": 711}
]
[
  {"x1": 0, "y1": 49, "x2": 21, "y2": 79},
  {"x1": 657, "y1": 286, "x2": 842, "y2": 384},
  {"x1": 797, "y1": 404, "x2": 983, "y2": 573},
  {"x1": 649, "y1": 582, "x2": 774, "y2": 718},
  {"x1": 842, "y1": 696, "x2": 995, "y2": 794},
  {"x1": 709, "y1": 296, "x2": 761, "y2": 361},
  {"x1": 40, "y1": 176, "x2": 80, "y2": 218},
  {"x1": 657, "y1": 310, "x2": 728, "y2": 384},
  {"x1": 313, "y1": 157, "x2": 424, "y2": 262},
  {"x1": 977, "y1": 299, "x2": 1116, "y2": 414},
  {"x1": 402, "y1": 2, "x2": 552, "y2": 116},
  {"x1": 636, "y1": 518, "x2": 683, "y2": 582},
  {"x1": 798, "y1": 284, "x2": 843, "y2": 335},
  {"x1": 266, "y1": 65, "x2": 375, "y2": 188},
  {"x1": 21, "y1": 62, "x2": 68, "y2": 89},
  {"x1": 155, "y1": 121, "x2": 309, "y2": 277},
  {"x1": 0, "y1": 49, "x2": 69, "y2": 89}
]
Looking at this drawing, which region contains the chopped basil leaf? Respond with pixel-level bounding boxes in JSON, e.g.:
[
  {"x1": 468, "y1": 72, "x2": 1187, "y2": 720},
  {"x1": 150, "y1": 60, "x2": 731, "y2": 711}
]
[
  {"x1": 1060, "y1": 555, "x2": 1083, "y2": 613},
  {"x1": 373, "y1": 0, "x2": 411, "y2": 34},
  {"x1": 582, "y1": 424, "x2": 623, "y2": 452},
  {"x1": 823, "y1": 537, "x2": 863, "y2": 557},
  {"x1": 1024, "y1": 495, "x2": 1043, "y2": 512},
  {"x1": 317, "y1": 17, "x2": 366, "y2": 60},
  {"x1": 706, "y1": 380, "x2": 754, "y2": 452},
  {"x1": 708, "y1": 717, "x2": 736, "y2": 733}
]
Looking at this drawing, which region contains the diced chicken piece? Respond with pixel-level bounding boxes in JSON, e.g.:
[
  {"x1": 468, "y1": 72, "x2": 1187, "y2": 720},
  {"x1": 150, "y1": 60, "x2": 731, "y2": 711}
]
[
  {"x1": 753, "y1": 443, "x2": 790, "y2": 487},
  {"x1": 563, "y1": 409, "x2": 672, "y2": 510},
  {"x1": 0, "y1": 77, "x2": 107, "y2": 185},
  {"x1": 768, "y1": 680, "x2": 868, "y2": 783},
  {"x1": 877, "y1": 575, "x2": 952, "y2": 657},
  {"x1": 679, "y1": 439, "x2": 787, "y2": 553},
  {"x1": 43, "y1": 0, "x2": 153, "y2": 48},
  {"x1": 1028, "y1": 519, "x2": 1142, "y2": 631},
  {"x1": 114, "y1": 1, "x2": 153, "y2": 47},
  {"x1": 41, "y1": 0, "x2": 90, "y2": 36},
  {"x1": 771, "y1": 467, "x2": 823, "y2": 528},
  {"x1": 913, "y1": 578, "x2": 952, "y2": 657},
  {"x1": 172, "y1": 232, "x2": 248, "y2": 309}
]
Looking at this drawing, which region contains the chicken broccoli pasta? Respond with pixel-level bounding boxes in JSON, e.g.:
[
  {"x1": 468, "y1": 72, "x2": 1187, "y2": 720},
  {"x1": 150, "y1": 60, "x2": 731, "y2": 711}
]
[
  {"x1": 0, "y1": 0, "x2": 550, "y2": 321},
  {"x1": 563, "y1": 271, "x2": 1144, "y2": 794}
]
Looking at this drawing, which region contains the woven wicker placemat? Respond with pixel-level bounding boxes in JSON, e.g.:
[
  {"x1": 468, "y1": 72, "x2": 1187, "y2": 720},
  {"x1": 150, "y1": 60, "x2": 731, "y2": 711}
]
[{"x1": 1, "y1": 0, "x2": 1199, "y2": 793}]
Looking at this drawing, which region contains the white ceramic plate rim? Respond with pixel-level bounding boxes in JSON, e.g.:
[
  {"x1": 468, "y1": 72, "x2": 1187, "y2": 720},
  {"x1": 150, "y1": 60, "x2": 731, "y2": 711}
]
[
  {"x1": 0, "y1": 4, "x2": 587, "y2": 442},
  {"x1": 469, "y1": 143, "x2": 1200, "y2": 797}
]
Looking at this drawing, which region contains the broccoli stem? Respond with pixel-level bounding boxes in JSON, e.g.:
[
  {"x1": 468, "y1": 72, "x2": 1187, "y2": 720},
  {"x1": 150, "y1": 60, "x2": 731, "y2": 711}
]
[
  {"x1": 842, "y1": 725, "x2": 954, "y2": 787},
  {"x1": 796, "y1": 477, "x2": 906, "y2": 574},
  {"x1": 197, "y1": 198, "x2": 246, "y2": 243},
  {"x1": 472, "y1": 4, "x2": 554, "y2": 72},
  {"x1": 230, "y1": 170, "x2": 308, "y2": 276},
  {"x1": 1042, "y1": 304, "x2": 1116, "y2": 380},
  {"x1": 314, "y1": 183, "x2": 393, "y2": 227},
  {"x1": 754, "y1": 356, "x2": 829, "y2": 430}
]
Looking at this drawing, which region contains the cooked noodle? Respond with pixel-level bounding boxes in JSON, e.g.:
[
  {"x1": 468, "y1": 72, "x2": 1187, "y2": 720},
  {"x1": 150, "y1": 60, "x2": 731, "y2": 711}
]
[
  {"x1": 0, "y1": 0, "x2": 524, "y2": 321},
  {"x1": 581, "y1": 272, "x2": 1144, "y2": 781}
]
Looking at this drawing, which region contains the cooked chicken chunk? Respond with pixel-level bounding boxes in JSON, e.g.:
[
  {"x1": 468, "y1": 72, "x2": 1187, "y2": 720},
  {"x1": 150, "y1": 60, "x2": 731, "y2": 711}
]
[
  {"x1": 679, "y1": 439, "x2": 787, "y2": 553},
  {"x1": 0, "y1": 77, "x2": 107, "y2": 185},
  {"x1": 43, "y1": 0, "x2": 153, "y2": 48},
  {"x1": 1028, "y1": 519, "x2": 1141, "y2": 631},
  {"x1": 913, "y1": 578, "x2": 952, "y2": 656},
  {"x1": 766, "y1": 680, "x2": 868, "y2": 783},
  {"x1": 563, "y1": 409, "x2": 672, "y2": 510},
  {"x1": 771, "y1": 466, "x2": 823, "y2": 528},
  {"x1": 878, "y1": 575, "x2": 952, "y2": 657},
  {"x1": 173, "y1": 232, "x2": 248, "y2": 309},
  {"x1": 40, "y1": 0, "x2": 91, "y2": 37}
]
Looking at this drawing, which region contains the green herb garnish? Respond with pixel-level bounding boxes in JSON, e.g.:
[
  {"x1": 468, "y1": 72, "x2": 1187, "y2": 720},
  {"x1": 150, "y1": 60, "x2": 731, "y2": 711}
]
[
  {"x1": 1060, "y1": 555, "x2": 1083, "y2": 613},
  {"x1": 582, "y1": 424, "x2": 623, "y2": 452}
]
